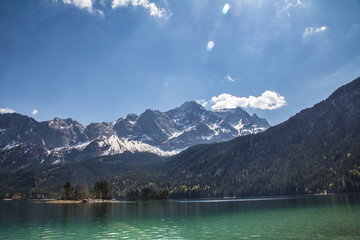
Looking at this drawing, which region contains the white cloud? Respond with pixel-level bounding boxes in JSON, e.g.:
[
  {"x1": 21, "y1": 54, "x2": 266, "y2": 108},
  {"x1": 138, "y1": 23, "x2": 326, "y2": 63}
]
[
  {"x1": 285, "y1": 0, "x2": 302, "y2": 9},
  {"x1": 225, "y1": 75, "x2": 236, "y2": 82},
  {"x1": 196, "y1": 99, "x2": 208, "y2": 107},
  {"x1": 56, "y1": 0, "x2": 167, "y2": 17},
  {"x1": 211, "y1": 91, "x2": 286, "y2": 110},
  {"x1": 63, "y1": 0, "x2": 92, "y2": 9},
  {"x1": 111, "y1": 0, "x2": 167, "y2": 17},
  {"x1": 303, "y1": 26, "x2": 327, "y2": 38},
  {"x1": 61, "y1": 0, "x2": 104, "y2": 15},
  {"x1": 211, "y1": 94, "x2": 249, "y2": 110},
  {"x1": 32, "y1": 109, "x2": 38, "y2": 115},
  {"x1": 0, "y1": 108, "x2": 16, "y2": 114},
  {"x1": 316, "y1": 26, "x2": 327, "y2": 32}
]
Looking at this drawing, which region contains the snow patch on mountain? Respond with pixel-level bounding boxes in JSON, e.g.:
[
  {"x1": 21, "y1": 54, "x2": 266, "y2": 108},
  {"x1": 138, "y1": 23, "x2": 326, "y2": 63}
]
[
  {"x1": 232, "y1": 120, "x2": 244, "y2": 133},
  {"x1": 99, "y1": 135, "x2": 177, "y2": 156},
  {"x1": 141, "y1": 134, "x2": 153, "y2": 141},
  {"x1": 4, "y1": 141, "x2": 20, "y2": 150},
  {"x1": 47, "y1": 135, "x2": 177, "y2": 159},
  {"x1": 52, "y1": 159, "x2": 61, "y2": 165}
]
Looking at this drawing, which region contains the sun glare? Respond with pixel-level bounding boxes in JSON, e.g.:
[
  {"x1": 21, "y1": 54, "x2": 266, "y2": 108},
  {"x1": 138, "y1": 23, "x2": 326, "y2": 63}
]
[
  {"x1": 207, "y1": 41, "x2": 215, "y2": 51},
  {"x1": 222, "y1": 3, "x2": 230, "y2": 14}
]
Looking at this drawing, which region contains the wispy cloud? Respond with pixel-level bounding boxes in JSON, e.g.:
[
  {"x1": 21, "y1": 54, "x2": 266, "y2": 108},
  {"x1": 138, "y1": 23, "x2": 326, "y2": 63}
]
[
  {"x1": 196, "y1": 99, "x2": 208, "y2": 107},
  {"x1": 284, "y1": 0, "x2": 302, "y2": 9},
  {"x1": 303, "y1": 26, "x2": 327, "y2": 38},
  {"x1": 111, "y1": 0, "x2": 167, "y2": 17},
  {"x1": 0, "y1": 108, "x2": 16, "y2": 114},
  {"x1": 63, "y1": 0, "x2": 92, "y2": 9},
  {"x1": 225, "y1": 75, "x2": 236, "y2": 82},
  {"x1": 55, "y1": 0, "x2": 168, "y2": 17},
  {"x1": 210, "y1": 91, "x2": 286, "y2": 110},
  {"x1": 32, "y1": 109, "x2": 38, "y2": 115}
]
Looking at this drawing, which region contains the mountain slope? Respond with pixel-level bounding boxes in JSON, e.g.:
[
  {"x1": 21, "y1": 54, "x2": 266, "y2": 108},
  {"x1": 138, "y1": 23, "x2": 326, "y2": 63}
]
[
  {"x1": 0, "y1": 151, "x2": 166, "y2": 199},
  {"x1": 0, "y1": 114, "x2": 88, "y2": 149},
  {"x1": 162, "y1": 77, "x2": 360, "y2": 197}
]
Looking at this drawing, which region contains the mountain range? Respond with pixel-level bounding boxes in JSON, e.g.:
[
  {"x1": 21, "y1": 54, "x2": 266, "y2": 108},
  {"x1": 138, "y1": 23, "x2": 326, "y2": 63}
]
[
  {"x1": 0, "y1": 101, "x2": 269, "y2": 173},
  {"x1": 1, "y1": 77, "x2": 359, "y2": 200}
]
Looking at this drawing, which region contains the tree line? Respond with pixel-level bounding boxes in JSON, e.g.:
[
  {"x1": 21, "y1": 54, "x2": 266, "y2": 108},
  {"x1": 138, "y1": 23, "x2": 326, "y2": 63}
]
[{"x1": 60, "y1": 180, "x2": 112, "y2": 200}]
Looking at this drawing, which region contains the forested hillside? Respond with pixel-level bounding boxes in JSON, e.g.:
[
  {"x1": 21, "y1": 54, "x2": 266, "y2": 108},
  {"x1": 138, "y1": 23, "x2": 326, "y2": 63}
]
[{"x1": 161, "y1": 77, "x2": 360, "y2": 197}]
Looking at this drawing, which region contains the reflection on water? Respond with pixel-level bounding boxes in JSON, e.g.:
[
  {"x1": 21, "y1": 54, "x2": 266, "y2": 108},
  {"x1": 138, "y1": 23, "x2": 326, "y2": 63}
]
[
  {"x1": 0, "y1": 194, "x2": 360, "y2": 239},
  {"x1": 93, "y1": 202, "x2": 110, "y2": 219}
]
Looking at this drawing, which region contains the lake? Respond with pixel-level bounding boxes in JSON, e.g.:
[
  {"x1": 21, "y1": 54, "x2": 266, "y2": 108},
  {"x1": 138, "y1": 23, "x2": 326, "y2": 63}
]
[{"x1": 1, "y1": 194, "x2": 360, "y2": 239}]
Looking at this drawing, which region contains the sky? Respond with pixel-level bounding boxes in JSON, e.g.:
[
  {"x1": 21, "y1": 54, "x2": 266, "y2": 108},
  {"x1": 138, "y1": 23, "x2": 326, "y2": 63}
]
[{"x1": 1, "y1": 0, "x2": 360, "y2": 126}]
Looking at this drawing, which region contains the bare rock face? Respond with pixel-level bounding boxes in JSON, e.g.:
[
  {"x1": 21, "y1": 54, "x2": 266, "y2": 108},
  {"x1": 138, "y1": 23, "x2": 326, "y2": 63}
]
[
  {"x1": 113, "y1": 101, "x2": 270, "y2": 151},
  {"x1": 86, "y1": 122, "x2": 115, "y2": 140},
  {"x1": 39, "y1": 117, "x2": 88, "y2": 148}
]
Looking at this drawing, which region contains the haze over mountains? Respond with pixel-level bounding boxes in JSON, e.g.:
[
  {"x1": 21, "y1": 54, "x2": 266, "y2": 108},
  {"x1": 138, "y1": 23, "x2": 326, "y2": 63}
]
[{"x1": 0, "y1": 101, "x2": 269, "y2": 173}]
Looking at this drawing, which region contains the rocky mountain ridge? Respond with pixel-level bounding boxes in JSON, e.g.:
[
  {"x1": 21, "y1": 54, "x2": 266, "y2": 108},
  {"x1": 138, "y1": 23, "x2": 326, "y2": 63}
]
[{"x1": 0, "y1": 101, "x2": 269, "y2": 172}]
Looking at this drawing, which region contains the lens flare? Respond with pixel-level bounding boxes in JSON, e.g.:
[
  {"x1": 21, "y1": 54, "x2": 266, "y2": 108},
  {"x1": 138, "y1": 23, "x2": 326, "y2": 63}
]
[
  {"x1": 222, "y1": 3, "x2": 230, "y2": 14},
  {"x1": 207, "y1": 41, "x2": 215, "y2": 51}
]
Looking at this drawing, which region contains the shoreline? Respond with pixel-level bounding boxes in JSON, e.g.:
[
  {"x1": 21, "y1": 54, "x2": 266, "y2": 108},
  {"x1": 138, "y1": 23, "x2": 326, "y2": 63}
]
[
  {"x1": 20, "y1": 199, "x2": 120, "y2": 204},
  {"x1": 45, "y1": 199, "x2": 119, "y2": 204},
  {"x1": 1, "y1": 192, "x2": 343, "y2": 204}
]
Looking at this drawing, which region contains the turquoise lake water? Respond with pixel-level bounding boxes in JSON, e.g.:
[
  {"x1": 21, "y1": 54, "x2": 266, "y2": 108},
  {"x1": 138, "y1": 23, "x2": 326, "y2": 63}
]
[{"x1": 1, "y1": 194, "x2": 360, "y2": 239}]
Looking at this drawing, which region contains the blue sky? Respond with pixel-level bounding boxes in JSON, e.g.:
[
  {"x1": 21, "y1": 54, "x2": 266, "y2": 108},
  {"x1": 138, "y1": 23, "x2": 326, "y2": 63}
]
[{"x1": 1, "y1": 0, "x2": 360, "y2": 125}]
